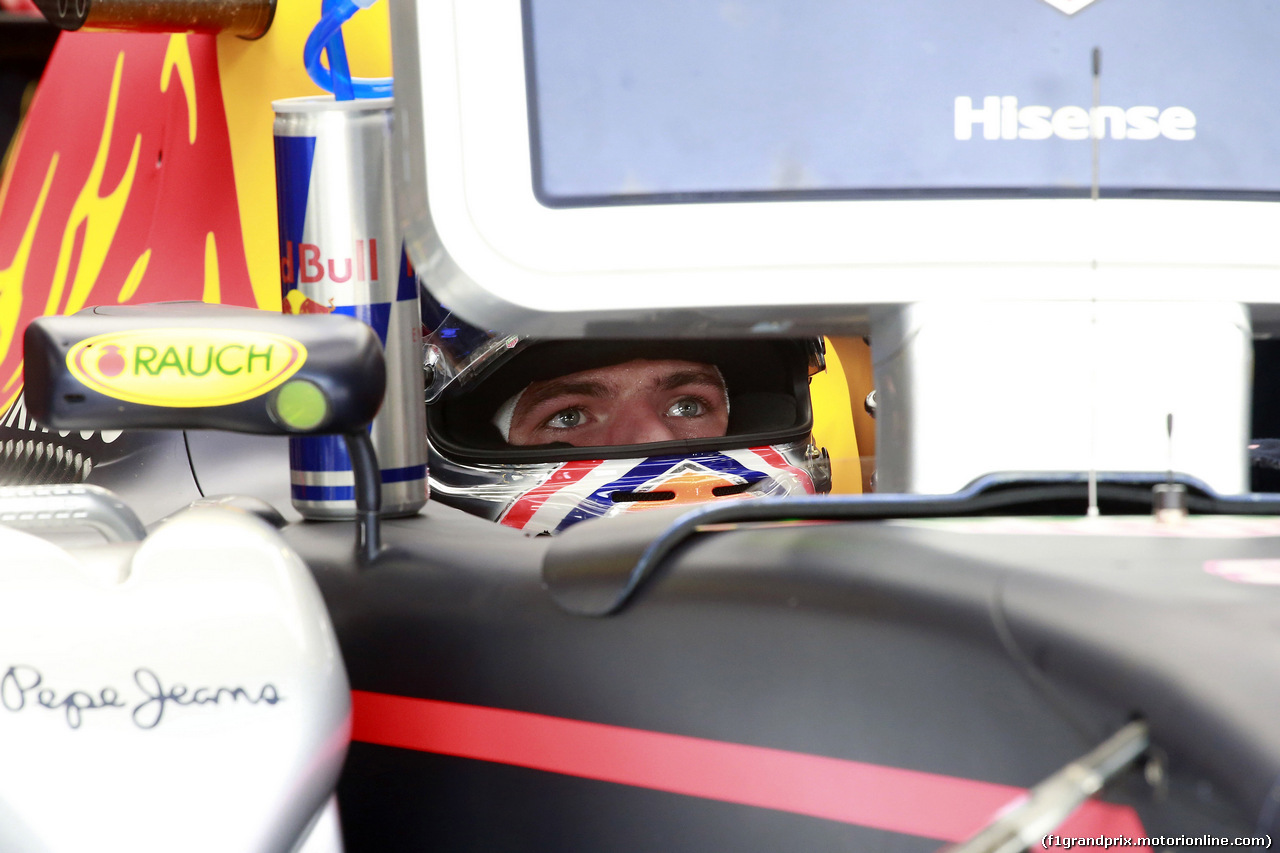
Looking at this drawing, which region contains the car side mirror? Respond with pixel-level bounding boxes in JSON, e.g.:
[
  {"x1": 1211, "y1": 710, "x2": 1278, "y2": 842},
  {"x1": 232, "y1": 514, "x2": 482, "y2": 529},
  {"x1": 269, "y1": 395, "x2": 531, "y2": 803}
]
[
  {"x1": 24, "y1": 301, "x2": 385, "y2": 435},
  {"x1": 23, "y1": 301, "x2": 389, "y2": 561}
]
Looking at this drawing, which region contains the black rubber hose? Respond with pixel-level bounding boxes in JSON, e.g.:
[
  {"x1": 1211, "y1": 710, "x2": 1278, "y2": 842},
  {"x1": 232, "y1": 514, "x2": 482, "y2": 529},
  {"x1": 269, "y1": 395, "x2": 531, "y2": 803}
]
[{"x1": 343, "y1": 430, "x2": 382, "y2": 565}]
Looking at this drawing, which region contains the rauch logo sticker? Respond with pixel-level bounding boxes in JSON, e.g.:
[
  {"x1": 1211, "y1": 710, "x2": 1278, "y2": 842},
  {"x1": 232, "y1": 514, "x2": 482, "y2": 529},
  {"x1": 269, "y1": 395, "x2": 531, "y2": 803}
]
[{"x1": 66, "y1": 329, "x2": 307, "y2": 407}]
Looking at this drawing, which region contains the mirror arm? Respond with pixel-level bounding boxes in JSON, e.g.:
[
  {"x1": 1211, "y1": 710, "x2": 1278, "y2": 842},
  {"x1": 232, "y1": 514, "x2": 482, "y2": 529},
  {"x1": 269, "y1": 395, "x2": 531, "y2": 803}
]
[{"x1": 342, "y1": 430, "x2": 382, "y2": 565}]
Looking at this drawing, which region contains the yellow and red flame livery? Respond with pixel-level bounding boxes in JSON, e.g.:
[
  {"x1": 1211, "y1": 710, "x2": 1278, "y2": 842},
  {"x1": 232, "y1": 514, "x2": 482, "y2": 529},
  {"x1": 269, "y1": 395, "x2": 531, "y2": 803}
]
[{"x1": 0, "y1": 1, "x2": 393, "y2": 415}]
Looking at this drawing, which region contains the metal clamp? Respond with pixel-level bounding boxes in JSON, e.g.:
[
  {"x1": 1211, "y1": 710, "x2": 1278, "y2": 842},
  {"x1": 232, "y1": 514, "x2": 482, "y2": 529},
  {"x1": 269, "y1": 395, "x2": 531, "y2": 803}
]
[{"x1": 946, "y1": 720, "x2": 1149, "y2": 853}]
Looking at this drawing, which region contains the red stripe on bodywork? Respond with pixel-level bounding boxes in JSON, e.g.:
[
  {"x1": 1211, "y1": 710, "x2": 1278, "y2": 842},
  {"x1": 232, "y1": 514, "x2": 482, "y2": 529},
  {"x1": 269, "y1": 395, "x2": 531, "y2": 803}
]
[
  {"x1": 351, "y1": 691, "x2": 1148, "y2": 845},
  {"x1": 500, "y1": 459, "x2": 601, "y2": 529}
]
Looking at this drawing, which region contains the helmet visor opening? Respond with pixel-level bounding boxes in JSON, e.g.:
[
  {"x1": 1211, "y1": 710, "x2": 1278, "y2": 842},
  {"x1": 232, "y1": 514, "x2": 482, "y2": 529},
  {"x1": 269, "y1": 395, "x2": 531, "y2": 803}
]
[{"x1": 428, "y1": 339, "x2": 817, "y2": 464}]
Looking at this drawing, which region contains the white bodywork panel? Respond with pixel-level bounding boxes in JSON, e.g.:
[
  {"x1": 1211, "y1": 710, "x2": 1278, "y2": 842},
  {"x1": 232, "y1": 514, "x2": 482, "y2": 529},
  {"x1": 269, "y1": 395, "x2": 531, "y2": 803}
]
[
  {"x1": 872, "y1": 301, "x2": 1251, "y2": 494},
  {"x1": 0, "y1": 507, "x2": 350, "y2": 852}
]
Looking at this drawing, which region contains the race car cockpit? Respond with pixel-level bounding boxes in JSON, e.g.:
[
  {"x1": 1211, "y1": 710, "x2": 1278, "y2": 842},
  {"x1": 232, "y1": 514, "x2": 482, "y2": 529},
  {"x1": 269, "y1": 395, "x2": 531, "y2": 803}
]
[{"x1": 4, "y1": 0, "x2": 1280, "y2": 851}]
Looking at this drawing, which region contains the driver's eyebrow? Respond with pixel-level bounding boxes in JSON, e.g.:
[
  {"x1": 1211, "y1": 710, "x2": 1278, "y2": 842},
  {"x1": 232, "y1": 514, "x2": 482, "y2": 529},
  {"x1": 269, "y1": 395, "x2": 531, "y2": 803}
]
[
  {"x1": 522, "y1": 380, "x2": 610, "y2": 410},
  {"x1": 656, "y1": 368, "x2": 725, "y2": 393}
]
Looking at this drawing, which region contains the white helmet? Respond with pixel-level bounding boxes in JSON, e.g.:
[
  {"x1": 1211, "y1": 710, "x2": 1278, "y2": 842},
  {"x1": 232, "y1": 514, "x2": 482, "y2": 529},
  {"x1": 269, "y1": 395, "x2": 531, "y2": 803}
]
[{"x1": 422, "y1": 294, "x2": 830, "y2": 534}]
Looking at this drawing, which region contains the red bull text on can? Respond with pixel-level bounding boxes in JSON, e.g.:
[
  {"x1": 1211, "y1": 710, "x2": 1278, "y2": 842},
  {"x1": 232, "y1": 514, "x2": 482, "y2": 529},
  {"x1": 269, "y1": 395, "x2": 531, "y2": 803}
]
[{"x1": 273, "y1": 95, "x2": 427, "y2": 519}]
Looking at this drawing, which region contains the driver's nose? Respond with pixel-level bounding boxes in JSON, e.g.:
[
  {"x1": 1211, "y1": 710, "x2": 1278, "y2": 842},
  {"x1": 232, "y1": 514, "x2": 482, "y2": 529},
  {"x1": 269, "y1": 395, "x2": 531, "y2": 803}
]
[{"x1": 603, "y1": 402, "x2": 676, "y2": 445}]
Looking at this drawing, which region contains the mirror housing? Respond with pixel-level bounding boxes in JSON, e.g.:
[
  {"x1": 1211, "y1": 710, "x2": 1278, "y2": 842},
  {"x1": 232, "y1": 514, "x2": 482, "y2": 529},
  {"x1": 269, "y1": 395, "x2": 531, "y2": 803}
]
[{"x1": 24, "y1": 302, "x2": 386, "y2": 436}]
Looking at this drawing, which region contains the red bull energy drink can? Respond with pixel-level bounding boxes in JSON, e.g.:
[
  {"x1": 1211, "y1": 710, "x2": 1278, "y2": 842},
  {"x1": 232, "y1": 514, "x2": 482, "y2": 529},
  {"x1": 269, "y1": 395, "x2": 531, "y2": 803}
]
[{"x1": 273, "y1": 95, "x2": 427, "y2": 519}]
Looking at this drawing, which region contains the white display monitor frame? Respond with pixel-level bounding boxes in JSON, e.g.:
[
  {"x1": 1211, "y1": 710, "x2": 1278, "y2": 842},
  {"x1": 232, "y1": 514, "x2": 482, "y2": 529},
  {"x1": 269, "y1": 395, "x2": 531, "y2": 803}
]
[{"x1": 389, "y1": 0, "x2": 1280, "y2": 337}]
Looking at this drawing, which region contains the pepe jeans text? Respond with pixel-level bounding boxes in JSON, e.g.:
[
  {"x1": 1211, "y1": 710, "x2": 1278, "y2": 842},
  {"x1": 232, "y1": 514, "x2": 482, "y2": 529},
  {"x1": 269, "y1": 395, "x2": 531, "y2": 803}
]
[{"x1": 1, "y1": 665, "x2": 282, "y2": 730}]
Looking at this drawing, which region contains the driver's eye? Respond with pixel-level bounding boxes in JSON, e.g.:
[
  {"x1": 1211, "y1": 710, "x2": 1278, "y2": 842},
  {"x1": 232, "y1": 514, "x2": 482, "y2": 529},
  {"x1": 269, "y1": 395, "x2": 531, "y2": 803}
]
[
  {"x1": 666, "y1": 397, "x2": 706, "y2": 418},
  {"x1": 546, "y1": 408, "x2": 585, "y2": 429}
]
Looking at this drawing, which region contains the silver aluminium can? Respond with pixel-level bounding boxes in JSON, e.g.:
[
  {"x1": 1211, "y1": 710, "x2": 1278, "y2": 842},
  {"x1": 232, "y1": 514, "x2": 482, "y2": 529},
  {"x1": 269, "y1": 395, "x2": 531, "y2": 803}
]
[{"x1": 273, "y1": 95, "x2": 427, "y2": 519}]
